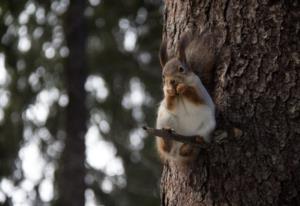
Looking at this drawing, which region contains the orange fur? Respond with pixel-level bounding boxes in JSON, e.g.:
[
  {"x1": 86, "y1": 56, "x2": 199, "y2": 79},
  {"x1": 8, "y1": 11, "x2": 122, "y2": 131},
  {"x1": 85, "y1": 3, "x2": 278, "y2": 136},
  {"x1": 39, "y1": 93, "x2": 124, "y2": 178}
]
[
  {"x1": 160, "y1": 138, "x2": 172, "y2": 152},
  {"x1": 176, "y1": 83, "x2": 203, "y2": 104},
  {"x1": 156, "y1": 137, "x2": 173, "y2": 161},
  {"x1": 179, "y1": 144, "x2": 199, "y2": 163},
  {"x1": 179, "y1": 144, "x2": 194, "y2": 156},
  {"x1": 165, "y1": 92, "x2": 176, "y2": 110}
]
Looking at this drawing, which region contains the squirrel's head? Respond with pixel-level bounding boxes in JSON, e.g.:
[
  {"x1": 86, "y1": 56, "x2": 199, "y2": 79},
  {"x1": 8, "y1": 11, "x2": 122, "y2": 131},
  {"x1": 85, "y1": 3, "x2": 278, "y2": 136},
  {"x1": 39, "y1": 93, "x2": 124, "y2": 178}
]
[
  {"x1": 162, "y1": 58, "x2": 189, "y2": 86},
  {"x1": 159, "y1": 33, "x2": 195, "y2": 87}
]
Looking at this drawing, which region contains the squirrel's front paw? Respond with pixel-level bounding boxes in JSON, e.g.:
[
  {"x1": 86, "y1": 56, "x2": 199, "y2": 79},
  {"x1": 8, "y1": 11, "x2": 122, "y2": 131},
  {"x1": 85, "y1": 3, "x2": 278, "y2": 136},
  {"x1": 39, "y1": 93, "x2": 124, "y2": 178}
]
[
  {"x1": 166, "y1": 88, "x2": 176, "y2": 96},
  {"x1": 176, "y1": 83, "x2": 188, "y2": 95}
]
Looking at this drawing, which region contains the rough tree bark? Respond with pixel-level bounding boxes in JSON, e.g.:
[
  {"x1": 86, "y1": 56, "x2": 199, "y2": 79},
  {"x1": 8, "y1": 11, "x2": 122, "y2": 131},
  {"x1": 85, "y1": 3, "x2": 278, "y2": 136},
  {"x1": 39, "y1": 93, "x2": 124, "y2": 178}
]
[
  {"x1": 57, "y1": 0, "x2": 87, "y2": 206},
  {"x1": 160, "y1": 0, "x2": 299, "y2": 205}
]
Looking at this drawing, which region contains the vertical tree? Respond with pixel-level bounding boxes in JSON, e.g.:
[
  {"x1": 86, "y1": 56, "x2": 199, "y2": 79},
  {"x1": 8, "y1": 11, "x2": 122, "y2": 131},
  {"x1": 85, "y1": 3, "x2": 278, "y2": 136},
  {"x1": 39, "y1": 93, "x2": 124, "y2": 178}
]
[
  {"x1": 57, "y1": 0, "x2": 87, "y2": 205},
  {"x1": 160, "y1": 0, "x2": 299, "y2": 205}
]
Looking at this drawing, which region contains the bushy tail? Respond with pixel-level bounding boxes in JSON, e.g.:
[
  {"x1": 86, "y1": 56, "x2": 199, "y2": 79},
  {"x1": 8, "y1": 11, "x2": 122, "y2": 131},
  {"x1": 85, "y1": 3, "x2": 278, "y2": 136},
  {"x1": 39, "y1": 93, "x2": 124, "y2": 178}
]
[{"x1": 178, "y1": 29, "x2": 216, "y2": 93}]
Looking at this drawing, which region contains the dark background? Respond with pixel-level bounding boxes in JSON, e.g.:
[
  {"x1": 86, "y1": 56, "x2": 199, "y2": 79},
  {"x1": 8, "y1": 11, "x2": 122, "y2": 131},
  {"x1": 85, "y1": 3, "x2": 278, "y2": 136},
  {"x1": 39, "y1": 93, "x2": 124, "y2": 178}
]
[{"x1": 0, "y1": 0, "x2": 163, "y2": 205}]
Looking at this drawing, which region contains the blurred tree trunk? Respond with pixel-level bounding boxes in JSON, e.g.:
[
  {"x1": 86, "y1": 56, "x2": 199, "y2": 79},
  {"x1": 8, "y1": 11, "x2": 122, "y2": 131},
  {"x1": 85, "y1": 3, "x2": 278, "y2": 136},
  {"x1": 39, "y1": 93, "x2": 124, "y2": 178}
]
[
  {"x1": 160, "y1": 0, "x2": 299, "y2": 205},
  {"x1": 57, "y1": 0, "x2": 87, "y2": 206}
]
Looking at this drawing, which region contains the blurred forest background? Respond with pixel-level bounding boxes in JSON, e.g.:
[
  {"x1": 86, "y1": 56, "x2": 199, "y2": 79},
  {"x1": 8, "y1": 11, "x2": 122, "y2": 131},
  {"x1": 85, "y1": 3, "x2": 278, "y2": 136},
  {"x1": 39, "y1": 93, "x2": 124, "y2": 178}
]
[{"x1": 0, "y1": 0, "x2": 163, "y2": 205}]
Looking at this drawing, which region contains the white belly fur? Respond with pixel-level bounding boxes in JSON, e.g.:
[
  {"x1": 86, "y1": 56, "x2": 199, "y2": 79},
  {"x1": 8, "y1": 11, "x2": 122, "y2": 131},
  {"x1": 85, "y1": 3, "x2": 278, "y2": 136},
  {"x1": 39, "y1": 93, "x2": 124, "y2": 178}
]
[{"x1": 156, "y1": 97, "x2": 216, "y2": 142}]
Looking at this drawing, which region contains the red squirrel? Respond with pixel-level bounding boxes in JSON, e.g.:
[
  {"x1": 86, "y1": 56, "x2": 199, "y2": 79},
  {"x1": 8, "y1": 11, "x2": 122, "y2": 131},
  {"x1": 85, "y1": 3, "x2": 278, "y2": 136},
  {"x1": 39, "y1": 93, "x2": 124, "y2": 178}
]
[{"x1": 156, "y1": 31, "x2": 216, "y2": 162}]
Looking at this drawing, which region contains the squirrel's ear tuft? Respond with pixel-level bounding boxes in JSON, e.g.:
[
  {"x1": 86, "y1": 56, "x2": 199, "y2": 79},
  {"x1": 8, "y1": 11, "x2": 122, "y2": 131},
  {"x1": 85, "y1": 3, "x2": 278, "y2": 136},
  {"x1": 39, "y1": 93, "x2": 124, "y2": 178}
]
[
  {"x1": 159, "y1": 38, "x2": 168, "y2": 68},
  {"x1": 177, "y1": 32, "x2": 191, "y2": 65}
]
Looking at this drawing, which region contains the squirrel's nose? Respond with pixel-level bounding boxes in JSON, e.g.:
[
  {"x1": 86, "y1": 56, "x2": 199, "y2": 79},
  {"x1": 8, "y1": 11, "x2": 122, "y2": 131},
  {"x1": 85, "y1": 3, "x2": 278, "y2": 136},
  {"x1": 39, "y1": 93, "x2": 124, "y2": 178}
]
[{"x1": 170, "y1": 79, "x2": 176, "y2": 86}]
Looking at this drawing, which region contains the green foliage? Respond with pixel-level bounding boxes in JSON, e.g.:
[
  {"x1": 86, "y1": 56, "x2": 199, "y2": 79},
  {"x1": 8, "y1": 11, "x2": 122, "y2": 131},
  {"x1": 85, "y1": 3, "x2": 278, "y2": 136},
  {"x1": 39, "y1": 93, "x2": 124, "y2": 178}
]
[{"x1": 0, "y1": 0, "x2": 162, "y2": 205}]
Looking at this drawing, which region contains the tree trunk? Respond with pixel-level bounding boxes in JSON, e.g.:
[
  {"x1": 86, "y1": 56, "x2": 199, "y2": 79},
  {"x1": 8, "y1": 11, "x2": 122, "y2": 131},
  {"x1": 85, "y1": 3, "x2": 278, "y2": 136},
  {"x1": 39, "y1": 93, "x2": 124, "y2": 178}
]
[
  {"x1": 57, "y1": 0, "x2": 87, "y2": 206},
  {"x1": 160, "y1": 0, "x2": 300, "y2": 205}
]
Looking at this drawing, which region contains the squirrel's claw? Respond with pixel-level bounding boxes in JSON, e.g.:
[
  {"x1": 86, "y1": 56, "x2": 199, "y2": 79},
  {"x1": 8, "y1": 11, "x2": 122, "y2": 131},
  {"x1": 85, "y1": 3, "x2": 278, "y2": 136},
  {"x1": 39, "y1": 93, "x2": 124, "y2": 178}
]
[{"x1": 162, "y1": 127, "x2": 176, "y2": 134}]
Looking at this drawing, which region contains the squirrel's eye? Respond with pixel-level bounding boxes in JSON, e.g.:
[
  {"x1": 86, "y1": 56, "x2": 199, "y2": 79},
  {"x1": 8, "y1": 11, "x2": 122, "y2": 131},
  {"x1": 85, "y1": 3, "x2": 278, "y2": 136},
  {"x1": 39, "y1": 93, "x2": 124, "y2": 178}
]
[{"x1": 179, "y1": 66, "x2": 185, "y2": 73}]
